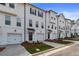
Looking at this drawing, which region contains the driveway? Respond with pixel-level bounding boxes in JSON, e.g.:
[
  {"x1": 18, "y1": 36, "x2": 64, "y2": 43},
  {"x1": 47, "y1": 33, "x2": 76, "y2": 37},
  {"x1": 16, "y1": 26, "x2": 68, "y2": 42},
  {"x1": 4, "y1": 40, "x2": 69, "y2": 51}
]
[{"x1": 0, "y1": 44, "x2": 31, "y2": 56}]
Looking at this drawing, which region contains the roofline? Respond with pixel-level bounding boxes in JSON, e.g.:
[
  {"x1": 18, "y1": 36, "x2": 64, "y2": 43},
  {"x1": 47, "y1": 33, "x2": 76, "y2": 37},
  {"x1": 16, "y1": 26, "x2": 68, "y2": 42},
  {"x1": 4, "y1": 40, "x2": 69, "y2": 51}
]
[
  {"x1": 26, "y1": 3, "x2": 45, "y2": 12},
  {"x1": 49, "y1": 10, "x2": 57, "y2": 14}
]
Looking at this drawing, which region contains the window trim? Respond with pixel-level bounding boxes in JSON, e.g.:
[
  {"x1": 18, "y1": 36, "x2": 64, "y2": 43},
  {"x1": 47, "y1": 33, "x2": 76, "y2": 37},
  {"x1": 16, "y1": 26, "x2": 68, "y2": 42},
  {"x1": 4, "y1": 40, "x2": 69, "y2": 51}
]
[{"x1": 5, "y1": 15, "x2": 11, "y2": 25}]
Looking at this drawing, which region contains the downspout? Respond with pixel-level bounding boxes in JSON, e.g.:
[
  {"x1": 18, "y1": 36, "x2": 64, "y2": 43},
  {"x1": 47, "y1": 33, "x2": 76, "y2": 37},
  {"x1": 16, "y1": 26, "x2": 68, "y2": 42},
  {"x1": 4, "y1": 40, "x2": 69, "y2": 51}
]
[
  {"x1": 45, "y1": 12, "x2": 46, "y2": 40},
  {"x1": 24, "y1": 3, "x2": 26, "y2": 42},
  {"x1": 57, "y1": 16, "x2": 59, "y2": 39},
  {"x1": 65, "y1": 19, "x2": 66, "y2": 38}
]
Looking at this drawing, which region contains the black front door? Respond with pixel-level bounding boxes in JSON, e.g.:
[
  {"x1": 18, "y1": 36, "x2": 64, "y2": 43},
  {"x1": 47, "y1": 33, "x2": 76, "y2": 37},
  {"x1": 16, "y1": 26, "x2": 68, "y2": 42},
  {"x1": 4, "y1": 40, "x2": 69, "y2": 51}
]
[
  {"x1": 48, "y1": 33, "x2": 50, "y2": 39},
  {"x1": 29, "y1": 32, "x2": 33, "y2": 41}
]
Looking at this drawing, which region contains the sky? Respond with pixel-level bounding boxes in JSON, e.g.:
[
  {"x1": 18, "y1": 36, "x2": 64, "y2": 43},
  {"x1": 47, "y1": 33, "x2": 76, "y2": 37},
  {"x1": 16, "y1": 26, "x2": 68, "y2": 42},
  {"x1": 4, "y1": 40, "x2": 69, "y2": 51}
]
[{"x1": 32, "y1": 3, "x2": 79, "y2": 20}]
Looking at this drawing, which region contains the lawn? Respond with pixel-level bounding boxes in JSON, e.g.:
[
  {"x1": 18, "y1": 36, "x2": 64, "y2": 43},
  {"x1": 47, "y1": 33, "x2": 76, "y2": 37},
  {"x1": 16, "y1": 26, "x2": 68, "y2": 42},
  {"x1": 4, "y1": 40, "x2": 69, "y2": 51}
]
[
  {"x1": 53, "y1": 40, "x2": 73, "y2": 44},
  {"x1": 21, "y1": 42, "x2": 53, "y2": 54}
]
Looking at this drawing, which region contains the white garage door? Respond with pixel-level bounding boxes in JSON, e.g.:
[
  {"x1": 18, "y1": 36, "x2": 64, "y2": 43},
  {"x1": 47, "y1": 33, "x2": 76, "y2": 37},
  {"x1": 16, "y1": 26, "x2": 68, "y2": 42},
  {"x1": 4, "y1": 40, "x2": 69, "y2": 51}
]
[
  {"x1": 37, "y1": 33, "x2": 44, "y2": 41},
  {"x1": 7, "y1": 33, "x2": 22, "y2": 44}
]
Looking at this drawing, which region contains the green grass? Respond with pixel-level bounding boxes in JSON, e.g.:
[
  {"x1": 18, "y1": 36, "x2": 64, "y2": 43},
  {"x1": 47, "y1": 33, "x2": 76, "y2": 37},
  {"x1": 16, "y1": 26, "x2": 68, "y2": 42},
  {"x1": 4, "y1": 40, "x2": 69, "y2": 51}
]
[
  {"x1": 21, "y1": 42, "x2": 53, "y2": 54},
  {"x1": 53, "y1": 41, "x2": 73, "y2": 44}
]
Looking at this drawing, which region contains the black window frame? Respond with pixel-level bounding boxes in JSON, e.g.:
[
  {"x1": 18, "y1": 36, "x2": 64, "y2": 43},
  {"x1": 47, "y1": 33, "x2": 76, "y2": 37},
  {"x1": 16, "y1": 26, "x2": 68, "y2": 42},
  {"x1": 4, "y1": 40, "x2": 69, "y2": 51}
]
[
  {"x1": 9, "y1": 3, "x2": 15, "y2": 8},
  {"x1": 51, "y1": 25, "x2": 53, "y2": 29},
  {"x1": 30, "y1": 8, "x2": 36, "y2": 15},
  {"x1": 38, "y1": 11, "x2": 43, "y2": 17},
  {"x1": 29, "y1": 20, "x2": 32, "y2": 27},
  {"x1": 41, "y1": 23, "x2": 44, "y2": 29},
  {"x1": 36, "y1": 21, "x2": 39, "y2": 28}
]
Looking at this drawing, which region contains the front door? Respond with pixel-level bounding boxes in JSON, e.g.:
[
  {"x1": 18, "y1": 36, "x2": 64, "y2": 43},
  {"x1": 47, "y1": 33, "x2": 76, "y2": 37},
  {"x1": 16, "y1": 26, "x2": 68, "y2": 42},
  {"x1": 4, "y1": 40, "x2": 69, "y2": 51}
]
[
  {"x1": 48, "y1": 33, "x2": 50, "y2": 39},
  {"x1": 29, "y1": 32, "x2": 33, "y2": 41}
]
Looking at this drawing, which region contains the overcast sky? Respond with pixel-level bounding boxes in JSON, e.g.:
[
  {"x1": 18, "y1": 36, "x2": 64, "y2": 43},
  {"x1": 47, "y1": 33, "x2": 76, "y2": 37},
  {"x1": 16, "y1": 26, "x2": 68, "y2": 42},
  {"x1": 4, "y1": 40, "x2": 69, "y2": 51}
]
[{"x1": 32, "y1": 3, "x2": 79, "y2": 20}]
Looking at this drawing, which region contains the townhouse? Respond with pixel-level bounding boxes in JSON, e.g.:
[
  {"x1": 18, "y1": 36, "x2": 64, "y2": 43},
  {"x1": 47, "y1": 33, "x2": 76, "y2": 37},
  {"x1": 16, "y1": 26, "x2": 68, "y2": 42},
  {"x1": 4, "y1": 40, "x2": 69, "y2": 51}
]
[
  {"x1": 0, "y1": 3, "x2": 24, "y2": 45},
  {"x1": 71, "y1": 20, "x2": 79, "y2": 36},
  {"x1": 57, "y1": 14, "x2": 66, "y2": 39},
  {"x1": 45, "y1": 10, "x2": 58, "y2": 40},
  {"x1": 0, "y1": 3, "x2": 74, "y2": 45},
  {"x1": 25, "y1": 4, "x2": 45, "y2": 42},
  {"x1": 65, "y1": 19, "x2": 72, "y2": 37}
]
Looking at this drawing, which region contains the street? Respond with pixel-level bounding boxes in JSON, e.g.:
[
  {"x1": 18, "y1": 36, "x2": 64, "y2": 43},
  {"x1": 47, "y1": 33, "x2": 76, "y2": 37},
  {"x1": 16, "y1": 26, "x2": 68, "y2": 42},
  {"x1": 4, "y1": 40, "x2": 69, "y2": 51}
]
[{"x1": 50, "y1": 43, "x2": 79, "y2": 56}]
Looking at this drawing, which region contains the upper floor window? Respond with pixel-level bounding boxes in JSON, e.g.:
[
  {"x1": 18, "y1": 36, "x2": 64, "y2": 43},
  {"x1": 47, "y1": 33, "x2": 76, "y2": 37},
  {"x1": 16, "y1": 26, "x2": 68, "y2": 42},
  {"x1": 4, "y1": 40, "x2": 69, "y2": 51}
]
[
  {"x1": 30, "y1": 8, "x2": 36, "y2": 15},
  {"x1": 36, "y1": 21, "x2": 39, "y2": 28},
  {"x1": 55, "y1": 26, "x2": 57, "y2": 30},
  {"x1": 48, "y1": 25, "x2": 50, "y2": 28},
  {"x1": 0, "y1": 3, "x2": 6, "y2": 5},
  {"x1": 41, "y1": 22, "x2": 44, "y2": 29},
  {"x1": 54, "y1": 18, "x2": 56, "y2": 20},
  {"x1": 51, "y1": 17, "x2": 53, "y2": 19},
  {"x1": 9, "y1": 3, "x2": 15, "y2": 8},
  {"x1": 38, "y1": 11, "x2": 43, "y2": 17},
  {"x1": 59, "y1": 26, "x2": 60, "y2": 29},
  {"x1": 29, "y1": 20, "x2": 32, "y2": 27},
  {"x1": 5, "y1": 15, "x2": 11, "y2": 25},
  {"x1": 51, "y1": 25, "x2": 53, "y2": 29},
  {"x1": 17, "y1": 18, "x2": 21, "y2": 27}
]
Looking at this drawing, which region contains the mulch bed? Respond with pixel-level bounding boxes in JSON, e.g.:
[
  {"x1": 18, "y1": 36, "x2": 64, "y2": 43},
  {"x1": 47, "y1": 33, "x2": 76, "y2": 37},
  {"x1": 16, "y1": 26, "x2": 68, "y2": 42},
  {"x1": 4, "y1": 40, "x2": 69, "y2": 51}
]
[
  {"x1": 45, "y1": 39, "x2": 73, "y2": 44},
  {"x1": 21, "y1": 42, "x2": 53, "y2": 54}
]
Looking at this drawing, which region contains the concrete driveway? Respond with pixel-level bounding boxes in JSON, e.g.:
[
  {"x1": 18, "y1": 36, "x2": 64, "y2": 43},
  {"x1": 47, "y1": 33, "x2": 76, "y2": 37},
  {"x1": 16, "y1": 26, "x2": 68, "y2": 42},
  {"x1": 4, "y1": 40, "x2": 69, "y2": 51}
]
[{"x1": 0, "y1": 44, "x2": 31, "y2": 56}]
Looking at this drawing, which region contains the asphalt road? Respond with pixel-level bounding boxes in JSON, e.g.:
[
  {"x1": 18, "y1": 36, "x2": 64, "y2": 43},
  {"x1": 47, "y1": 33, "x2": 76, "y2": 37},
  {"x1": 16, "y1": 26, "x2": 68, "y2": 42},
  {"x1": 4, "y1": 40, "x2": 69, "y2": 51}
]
[{"x1": 50, "y1": 44, "x2": 79, "y2": 56}]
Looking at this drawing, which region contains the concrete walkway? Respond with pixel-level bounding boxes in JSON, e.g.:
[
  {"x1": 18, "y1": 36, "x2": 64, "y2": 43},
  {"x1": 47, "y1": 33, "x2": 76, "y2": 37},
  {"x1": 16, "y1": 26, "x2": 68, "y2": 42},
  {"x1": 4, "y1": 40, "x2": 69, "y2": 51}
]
[{"x1": 0, "y1": 44, "x2": 31, "y2": 56}]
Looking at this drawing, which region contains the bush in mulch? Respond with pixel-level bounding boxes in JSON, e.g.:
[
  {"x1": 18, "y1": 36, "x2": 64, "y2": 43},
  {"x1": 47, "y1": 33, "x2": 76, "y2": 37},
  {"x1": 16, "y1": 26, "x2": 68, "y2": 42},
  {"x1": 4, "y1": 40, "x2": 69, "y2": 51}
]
[
  {"x1": 45, "y1": 38, "x2": 63, "y2": 42},
  {"x1": 0, "y1": 47, "x2": 5, "y2": 52},
  {"x1": 45, "y1": 38, "x2": 73, "y2": 44}
]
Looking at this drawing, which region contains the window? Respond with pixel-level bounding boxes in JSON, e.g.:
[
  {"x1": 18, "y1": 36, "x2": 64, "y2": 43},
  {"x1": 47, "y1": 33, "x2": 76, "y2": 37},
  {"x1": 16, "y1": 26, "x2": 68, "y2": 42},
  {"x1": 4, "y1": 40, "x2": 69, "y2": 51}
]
[
  {"x1": 55, "y1": 26, "x2": 56, "y2": 30},
  {"x1": 38, "y1": 11, "x2": 43, "y2": 17},
  {"x1": 29, "y1": 20, "x2": 32, "y2": 27},
  {"x1": 59, "y1": 26, "x2": 60, "y2": 29},
  {"x1": 54, "y1": 18, "x2": 56, "y2": 20},
  {"x1": 60, "y1": 20, "x2": 61, "y2": 22},
  {"x1": 48, "y1": 25, "x2": 50, "y2": 28},
  {"x1": 17, "y1": 18, "x2": 21, "y2": 27},
  {"x1": 41, "y1": 23, "x2": 44, "y2": 28},
  {"x1": 30, "y1": 8, "x2": 36, "y2": 15},
  {"x1": 51, "y1": 25, "x2": 53, "y2": 29},
  {"x1": 9, "y1": 3, "x2": 15, "y2": 8},
  {"x1": 51, "y1": 17, "x2": 53, "y2": 19},
  {"x1": 36, "y1": 21, "x2": 39, "y2": 28},
  {"x1": 0, "y1": 3, "x2": 6, "y2": 5},
  {"x1": 5, "y1": 15, "x2": 11, "y2": 25}
]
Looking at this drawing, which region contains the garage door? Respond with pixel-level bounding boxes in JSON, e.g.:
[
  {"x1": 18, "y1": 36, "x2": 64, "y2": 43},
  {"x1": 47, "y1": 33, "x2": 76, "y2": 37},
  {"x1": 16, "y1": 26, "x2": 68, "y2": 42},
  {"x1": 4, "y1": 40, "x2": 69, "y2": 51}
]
[
  {"x1": 7, "y1": 33, "x2": 22, "y2": 44},
  {"x1": 37, "y1": 33, "x2": 44, "y2": 41}
]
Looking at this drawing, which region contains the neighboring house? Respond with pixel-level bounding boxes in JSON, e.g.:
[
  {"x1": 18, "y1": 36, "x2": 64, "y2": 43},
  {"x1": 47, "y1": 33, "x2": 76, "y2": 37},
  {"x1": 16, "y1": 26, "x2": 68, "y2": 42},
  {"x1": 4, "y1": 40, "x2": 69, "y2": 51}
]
[
  {"x1": 65, "y1": 19, "x2": 72, "y2": 37},
  {"x1": 45, "y1": 10, "x2": 58, "y2": 40},
  {"x1": 57, "y1": 14, "x2": 66, "y2": 38},
  {"x1": 71, "y1": 20, "x2": 79, "y2": 36},
  {"x1": 25, "y1": 4, "x2": 45, "y2": 42},
  {"x1": 0, "y1": 3, "x2": 24, "y2": 45}
]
